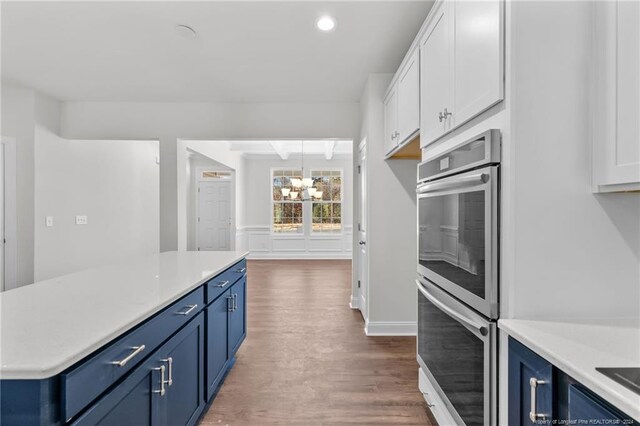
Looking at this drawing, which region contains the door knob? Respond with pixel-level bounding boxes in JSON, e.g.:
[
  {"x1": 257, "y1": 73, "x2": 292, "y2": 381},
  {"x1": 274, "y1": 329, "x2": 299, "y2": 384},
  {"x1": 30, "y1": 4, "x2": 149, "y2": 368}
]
[{"x1": 359, "y1": 241, "x2": 366, "y2": 246}]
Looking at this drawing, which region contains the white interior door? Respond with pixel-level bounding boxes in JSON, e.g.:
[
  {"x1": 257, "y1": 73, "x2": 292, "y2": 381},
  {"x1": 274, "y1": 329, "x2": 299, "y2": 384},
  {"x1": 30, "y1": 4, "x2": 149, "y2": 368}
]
[
  {"x1": 358, "y1": 140, "x2": 368, "y2": 319},
  {"x1": 198, "y1": 181, "x2": 231, "y2": 251}
]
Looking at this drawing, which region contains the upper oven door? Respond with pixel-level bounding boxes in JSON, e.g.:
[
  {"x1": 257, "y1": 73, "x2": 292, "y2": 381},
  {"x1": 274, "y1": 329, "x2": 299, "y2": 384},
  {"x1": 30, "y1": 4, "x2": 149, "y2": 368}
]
[{"x1": 417, "y1": 165, "x2": 499, "y2": 318}]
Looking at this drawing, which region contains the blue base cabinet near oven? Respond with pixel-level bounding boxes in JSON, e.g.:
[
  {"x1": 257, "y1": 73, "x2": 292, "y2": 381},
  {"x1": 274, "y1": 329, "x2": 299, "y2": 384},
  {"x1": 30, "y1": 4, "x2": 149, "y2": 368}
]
[
  {"x1": 0, "y1": 258, "x2": 247, "y2": 426},
  {"x1": 508, "y1": 337, "x2": 637, "y2": 425}
]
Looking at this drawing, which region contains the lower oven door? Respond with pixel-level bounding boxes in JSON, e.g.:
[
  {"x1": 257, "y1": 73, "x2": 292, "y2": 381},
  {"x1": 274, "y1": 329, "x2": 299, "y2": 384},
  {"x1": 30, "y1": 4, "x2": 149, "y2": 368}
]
[{"x1": 416, "y1": 278, "x2": 497, "y2": 426}]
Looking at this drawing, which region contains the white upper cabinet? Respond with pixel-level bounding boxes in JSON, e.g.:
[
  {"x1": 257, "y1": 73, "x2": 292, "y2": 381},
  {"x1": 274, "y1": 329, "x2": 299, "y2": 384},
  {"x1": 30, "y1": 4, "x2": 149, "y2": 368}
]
[
  {"x1": 383, "y1": 84, "x2": 399, "y2": 155},
  {"x1": 593, "y1": 0, "x2": 640, "y2": 192},
  {"x1": 420, "y1": 3, "x2": 453, "y2": 146},
  {"x1": 397, "y1": 50, "x2": 421, "y2": 144},
  {"x1": 420, "y1": 0, "x2": 503, "y2": 147},
  {"x1": 452, "y1": 0, "x2": 503, "y2": 127}
]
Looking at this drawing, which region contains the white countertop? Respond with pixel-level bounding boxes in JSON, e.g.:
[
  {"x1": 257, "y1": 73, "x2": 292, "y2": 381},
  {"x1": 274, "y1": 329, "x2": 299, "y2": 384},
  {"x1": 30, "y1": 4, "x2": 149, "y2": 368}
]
[
  {"x1": 499, "y1": 318, "x2": 640, "y2": 421},
  {"x1": 0, "y1": 251, "x2": 247, "y2": 380}
]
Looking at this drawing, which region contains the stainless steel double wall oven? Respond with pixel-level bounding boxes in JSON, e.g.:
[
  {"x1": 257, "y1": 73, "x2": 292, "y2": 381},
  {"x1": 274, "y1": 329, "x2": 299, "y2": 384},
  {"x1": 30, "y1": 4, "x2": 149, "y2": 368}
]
[{"x1": 416, "y1": 129, "x2": 500, "y2": 426}]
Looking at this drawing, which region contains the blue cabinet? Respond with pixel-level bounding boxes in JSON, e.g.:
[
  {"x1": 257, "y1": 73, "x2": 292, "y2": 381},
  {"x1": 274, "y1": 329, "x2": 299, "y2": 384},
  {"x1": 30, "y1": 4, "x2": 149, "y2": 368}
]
[
  {"x1": 228, "y1": 277, "x2": 246, "y2": 357},
  {"x1": 508, "y1": 338, "x2": 554, "y2": 425},
  {"x1": 206, "y1": 289, "x2": 230, "y2": 400},
  {"x1": 508, "y1": 337, "x2": 637, "y2": 425},
  {"x1": 73, "y1": 313, "x2": 204, "y2": 426}
]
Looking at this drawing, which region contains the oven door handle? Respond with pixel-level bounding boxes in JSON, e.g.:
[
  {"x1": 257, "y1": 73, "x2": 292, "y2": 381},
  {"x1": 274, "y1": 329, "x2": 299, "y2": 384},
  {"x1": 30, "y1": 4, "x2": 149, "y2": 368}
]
[
  {"x1": 416, "y1": 280, "x2": 488, "y2": 337},
  {"x1": 417, "y1": 172, "x2": 489, "y2": 195}
]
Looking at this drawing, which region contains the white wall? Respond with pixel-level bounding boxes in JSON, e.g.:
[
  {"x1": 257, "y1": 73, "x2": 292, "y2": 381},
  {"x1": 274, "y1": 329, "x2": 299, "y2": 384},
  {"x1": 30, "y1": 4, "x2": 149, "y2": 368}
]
[
  {"x1": 1, "y1": 85, "x2": 35, "y2": 287},
  {"x1": 239, "y1": 154, "x2": 353, "y2": 259},
  {"x1": 60, "y1": 102, "x2": 360, "y2": 252},
  {"x1": 358, "y1": 74, "x2": 419, "y2": 335},
  {"x1": 508, "y1": 1, "x2": 639, "y2": 319}
]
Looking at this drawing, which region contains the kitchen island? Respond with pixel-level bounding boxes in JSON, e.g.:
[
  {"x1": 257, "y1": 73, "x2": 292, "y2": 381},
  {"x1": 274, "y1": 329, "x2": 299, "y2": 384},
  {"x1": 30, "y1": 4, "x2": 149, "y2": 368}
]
[{"x1": 0, "y1": 251, "x2": 248, "y2": 425}]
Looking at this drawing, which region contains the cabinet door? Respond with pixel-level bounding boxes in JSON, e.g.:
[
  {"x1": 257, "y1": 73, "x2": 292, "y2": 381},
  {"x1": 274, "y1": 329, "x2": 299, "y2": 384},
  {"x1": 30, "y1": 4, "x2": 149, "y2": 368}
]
[
  {"x1": 568, "y1": 385, "x2": 631, "y2": 424},
  {"x1": 228, "y1": 277, "x2": 246, "y2": 357},
  {"x1": 398, "y1": 50, "x2": 420, "y2": 144},
  {"x1": 206, "y1": 289, "x2": 230, "y2": 400},
  {"x1": 383, "y1": 86, "x2": 399, "y2": 154},
  {"x1": 160, "y1": 312, "x2": 205, "y2": 426},
  {"x1": 453, "y1": 0, "x2": 503, "y2": 127},
  {"x1": 72, "y1": 358, "x2": 162, "y2": 426},
  {"x1": 420, "y1": 2, "x2": 453, "y2": 147},
  {"x1": 508, "y1": 338, "x2": 555, "y2": 425},
  {"x1": 593, "y1": 0, "x2": 640, "y2": 191}
]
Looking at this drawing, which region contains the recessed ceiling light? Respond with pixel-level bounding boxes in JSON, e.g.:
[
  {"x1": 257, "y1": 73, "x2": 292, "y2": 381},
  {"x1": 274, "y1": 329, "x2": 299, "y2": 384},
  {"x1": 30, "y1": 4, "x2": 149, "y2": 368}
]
[
  {"x1": 316, "y1": 16, "x2": 336, "y2": 32},
  {"x1": 175, "y1": 24, "x2": 197, "y2": 39}
]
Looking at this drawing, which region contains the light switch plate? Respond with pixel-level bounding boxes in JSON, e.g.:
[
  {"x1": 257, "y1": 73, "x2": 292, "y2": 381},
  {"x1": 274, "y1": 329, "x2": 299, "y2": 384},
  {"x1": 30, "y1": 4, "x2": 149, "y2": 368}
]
[
  {"x1": 45, "y1": 216, "x2": 54, "y2": 227},
  {"x1": 75, "y1": 215, "x2": 88, "y2": 225}
]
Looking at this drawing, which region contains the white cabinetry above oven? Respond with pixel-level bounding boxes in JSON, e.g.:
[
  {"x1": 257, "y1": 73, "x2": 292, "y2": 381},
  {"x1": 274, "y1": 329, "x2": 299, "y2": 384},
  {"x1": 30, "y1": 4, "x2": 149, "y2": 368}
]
[{"x1": 420, "y1": 0, "x2": 503, "y2": 148}]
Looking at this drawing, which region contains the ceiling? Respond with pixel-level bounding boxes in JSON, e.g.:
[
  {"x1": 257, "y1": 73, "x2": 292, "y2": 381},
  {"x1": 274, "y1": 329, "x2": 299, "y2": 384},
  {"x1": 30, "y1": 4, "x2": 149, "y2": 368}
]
[
  {"x1": 226, "y1": 139, "x2": 352, "y2": 159},
  {"x1": 1, "y1": 1, "x2": 433, "y2": 103}
]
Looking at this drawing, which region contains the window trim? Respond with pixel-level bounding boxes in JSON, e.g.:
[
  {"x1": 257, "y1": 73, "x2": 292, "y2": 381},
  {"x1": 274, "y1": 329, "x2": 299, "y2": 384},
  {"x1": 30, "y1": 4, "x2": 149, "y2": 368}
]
[{"x1": 269, "y1": 167, "x2": 344, "y2": 236}]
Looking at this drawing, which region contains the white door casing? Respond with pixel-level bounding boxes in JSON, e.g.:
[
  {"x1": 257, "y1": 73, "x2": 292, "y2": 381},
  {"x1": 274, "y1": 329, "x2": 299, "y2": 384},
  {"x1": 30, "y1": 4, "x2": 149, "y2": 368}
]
[
  {"x1": 197, "y1": 181, "x2": 231, "y2": 251},
  {"x1": 357, "y1": 139, "x2": 369, "y2": 319},
  {"x1": 0, "y1": 137, "x2": 17, "y2": 292}
]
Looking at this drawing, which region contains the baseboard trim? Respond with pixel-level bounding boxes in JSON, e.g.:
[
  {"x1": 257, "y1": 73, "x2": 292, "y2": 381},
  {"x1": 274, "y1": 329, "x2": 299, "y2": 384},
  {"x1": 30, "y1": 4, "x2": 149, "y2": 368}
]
[
  {"x1": 364, "y1": 320, "x2": 417, "y2": 336},
  {"x1": 349, "y1": 295, "x2": 360, "y2": 310},
  {"x1": 247, "y1": 252, "x2": 352, "y2": 260}
]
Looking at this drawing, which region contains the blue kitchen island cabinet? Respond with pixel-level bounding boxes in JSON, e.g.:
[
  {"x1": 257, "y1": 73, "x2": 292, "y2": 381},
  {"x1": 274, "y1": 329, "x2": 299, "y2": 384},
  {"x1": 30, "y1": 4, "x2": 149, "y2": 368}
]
[
  {"x1": 508, "y1": 337, "x2": 637, "y2": 425},
  {"x1": 0, "y1": 252, "x2": 248, "y2": 426}
]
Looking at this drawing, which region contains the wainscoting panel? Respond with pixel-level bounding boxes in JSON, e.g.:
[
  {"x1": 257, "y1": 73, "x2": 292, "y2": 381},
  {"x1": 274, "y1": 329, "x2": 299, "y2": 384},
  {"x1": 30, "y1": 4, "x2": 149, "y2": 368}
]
[{"x1": 238, "y1": 226, "x2": 353, "y2": 259}]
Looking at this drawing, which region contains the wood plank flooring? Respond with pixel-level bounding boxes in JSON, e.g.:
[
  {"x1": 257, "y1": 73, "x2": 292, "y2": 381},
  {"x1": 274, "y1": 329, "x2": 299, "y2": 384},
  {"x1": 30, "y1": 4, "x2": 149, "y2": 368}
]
[{"x1": 200, "y1": 260, "x2": 435, "y2": 426}]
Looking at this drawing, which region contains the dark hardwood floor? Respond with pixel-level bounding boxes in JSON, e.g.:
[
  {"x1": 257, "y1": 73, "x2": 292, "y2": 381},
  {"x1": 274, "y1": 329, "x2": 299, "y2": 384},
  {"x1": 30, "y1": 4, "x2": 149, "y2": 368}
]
[{"x1": 200, "y1": 259, "x2": 435, "y2": 426}]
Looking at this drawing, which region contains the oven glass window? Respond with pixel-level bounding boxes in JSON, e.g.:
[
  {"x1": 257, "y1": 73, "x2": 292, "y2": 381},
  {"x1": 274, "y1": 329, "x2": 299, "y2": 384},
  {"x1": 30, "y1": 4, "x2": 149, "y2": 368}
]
[
  {"x1": 418, "y1": 290, "x2": 484, "y2": 426},
  {"x1": 419, "y1": 190, "x2": 486, "y2": 299}
]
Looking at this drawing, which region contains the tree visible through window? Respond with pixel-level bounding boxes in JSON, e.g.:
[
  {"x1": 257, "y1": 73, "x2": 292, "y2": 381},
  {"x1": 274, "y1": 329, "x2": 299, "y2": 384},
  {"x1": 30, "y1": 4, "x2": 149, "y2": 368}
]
[
  {"x1": 272, "y1": 169, "x2": 303, "y2": 233},
  {"x1": 311, "y1": 170, "x2": 342, "y2": 233}
]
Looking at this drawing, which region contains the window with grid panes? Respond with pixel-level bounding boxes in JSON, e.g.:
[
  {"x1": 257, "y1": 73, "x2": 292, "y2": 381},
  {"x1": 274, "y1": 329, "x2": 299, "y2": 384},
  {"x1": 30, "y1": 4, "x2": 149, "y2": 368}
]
[
  {"x1": 311, "y1": 170, "x2": 342, "y2": 233},
  {"x1": 271, "y1": 169, "x2": 303, "y2": 233}
]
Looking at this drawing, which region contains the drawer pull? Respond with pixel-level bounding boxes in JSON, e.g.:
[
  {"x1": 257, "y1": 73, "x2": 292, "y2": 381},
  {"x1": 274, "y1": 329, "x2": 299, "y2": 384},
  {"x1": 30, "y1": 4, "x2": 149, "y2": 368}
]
[
  {"x1": 153, "y1": 365, "x2": 166, "y2": 396},
  {"x1": 529, "y1": 377, "x2": 547, "y2": 422},
  {"x1": 216, "y1": 280, "x2": 230, "y2": 288},
  {"x1": 227, "y1": 295, "x2": 234, "y2": 312},
  {"x1": 233, "y1": 293, "x2": 238, "y2": 311},
  {"x1": 161, "y1": 357, "x2": 173, "y2": 386},
  {"x1": 236, "y1": 267, "x2": 246, "y2": 273},
  {"x1": 176, "y1": 304, "x2": 198, "y2": 316},
  {"x1": 111, "y1": 345, "x2": 145, "y2": 367}
]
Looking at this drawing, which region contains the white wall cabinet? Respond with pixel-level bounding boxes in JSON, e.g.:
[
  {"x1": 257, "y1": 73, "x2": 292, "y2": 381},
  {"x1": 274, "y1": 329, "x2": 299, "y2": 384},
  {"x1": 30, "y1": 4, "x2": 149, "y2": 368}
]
[
  {"x1": 383, "y1": 85, "x2": 399, "y2": 155},
  {"x1": 593, "y1": 0, "x2": 640, "y2": 192},
  {"x1": 384, "y1": 49, "x2": 421, "y2": 158},
  {"x1": 420, "y1": 0, "x2": 503, "y2": 147},
  {"x1": 397, "y1": 50, "x2": 421, "y2": 144}
]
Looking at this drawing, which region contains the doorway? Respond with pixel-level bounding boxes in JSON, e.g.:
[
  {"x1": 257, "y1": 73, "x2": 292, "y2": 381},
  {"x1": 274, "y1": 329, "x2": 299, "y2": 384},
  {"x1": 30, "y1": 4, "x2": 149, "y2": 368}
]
[{"x1": 197, "y1": 179, "x2": 232, "y2": 251}]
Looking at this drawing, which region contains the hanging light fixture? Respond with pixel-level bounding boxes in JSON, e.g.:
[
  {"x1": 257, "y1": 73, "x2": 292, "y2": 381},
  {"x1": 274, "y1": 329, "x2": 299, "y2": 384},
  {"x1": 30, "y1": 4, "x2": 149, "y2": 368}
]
[{"x1": 281, "y1": 140, "x2": 321, "y2": 202}]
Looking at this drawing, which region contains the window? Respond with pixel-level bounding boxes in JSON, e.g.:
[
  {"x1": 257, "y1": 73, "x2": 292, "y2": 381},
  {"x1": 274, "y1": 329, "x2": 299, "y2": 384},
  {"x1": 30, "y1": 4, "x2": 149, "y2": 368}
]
[
  {"x1": 272, "y1": 169, "x2": 303, "y2": 233},
  {"x1": 311, "y1": 170, "x2": 342, "y2": 233}
]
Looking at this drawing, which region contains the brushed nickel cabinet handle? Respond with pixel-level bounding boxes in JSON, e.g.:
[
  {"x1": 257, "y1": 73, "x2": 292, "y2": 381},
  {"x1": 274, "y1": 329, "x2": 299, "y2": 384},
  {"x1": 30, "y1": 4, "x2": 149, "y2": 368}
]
[
  {"x1": 217, "y1": 280, "x2": 230, "y2": 288},
  {"x1": 176, "y1": 304, "x2": 197, "y2": 316},
  {"x1": 529, "y1": 377, "x2": 547, "y2": 422},
  {"x1": 236, "y1": 267, "x2": 247, "y2": 273},
  {"x1": 111, "y1": 345, "x2": 145, "y2": 367},
  {"x1": 227, "y1": 295, "x2": 234, "y2": 312},
  {"x1": 233, "y1": 293, "x2": 238, "y2": 311},
  {"x1": 161, "y1": 357, "x2": 173, "y2": 386},
  {"x1": 153, "y1": 365, "x2": 166, "y2": 396}
]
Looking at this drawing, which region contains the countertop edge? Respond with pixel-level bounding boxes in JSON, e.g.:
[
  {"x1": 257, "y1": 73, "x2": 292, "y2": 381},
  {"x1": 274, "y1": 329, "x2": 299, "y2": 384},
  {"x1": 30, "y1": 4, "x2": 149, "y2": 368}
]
[
  {"x1": 499, "y1": 319, "x2": 640, "y2": 422},
  {"x1": 0, "y1": 251, "x2": 249, "y2": 380}
]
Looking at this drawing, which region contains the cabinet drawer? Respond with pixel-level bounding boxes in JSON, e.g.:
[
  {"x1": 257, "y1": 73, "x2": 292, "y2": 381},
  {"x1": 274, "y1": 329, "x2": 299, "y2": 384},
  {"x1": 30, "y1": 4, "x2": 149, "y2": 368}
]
[
  {"x1": 206, "y1": 259, "x2": 246, "y2": 304},
  {"x1": 61, "y1": 287, "x2": 204, "y2": 422}
]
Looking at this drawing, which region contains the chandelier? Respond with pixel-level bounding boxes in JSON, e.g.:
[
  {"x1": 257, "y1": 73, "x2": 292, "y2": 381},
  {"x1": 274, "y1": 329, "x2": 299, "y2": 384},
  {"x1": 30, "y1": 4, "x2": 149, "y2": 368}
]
[{"x1": 281, "y1": 141, "x2": 322, "y2": 201}]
